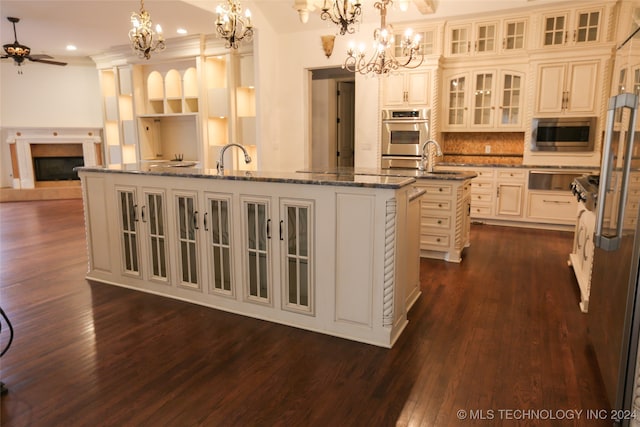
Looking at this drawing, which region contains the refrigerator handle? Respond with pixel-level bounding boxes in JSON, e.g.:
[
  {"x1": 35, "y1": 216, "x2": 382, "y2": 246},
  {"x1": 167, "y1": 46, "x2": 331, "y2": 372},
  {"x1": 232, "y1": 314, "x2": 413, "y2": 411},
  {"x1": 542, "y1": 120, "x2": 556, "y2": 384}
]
[{"x1": 595, "y1": 93, "x2": 639, "y2": 251}]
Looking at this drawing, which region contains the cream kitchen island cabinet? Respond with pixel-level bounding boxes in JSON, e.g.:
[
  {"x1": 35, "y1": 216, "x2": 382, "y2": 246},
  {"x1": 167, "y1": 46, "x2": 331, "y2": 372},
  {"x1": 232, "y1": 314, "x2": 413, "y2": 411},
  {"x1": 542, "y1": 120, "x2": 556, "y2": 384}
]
[{"x1": 77, "y1": 165, "x2": 419, "y2": 348}]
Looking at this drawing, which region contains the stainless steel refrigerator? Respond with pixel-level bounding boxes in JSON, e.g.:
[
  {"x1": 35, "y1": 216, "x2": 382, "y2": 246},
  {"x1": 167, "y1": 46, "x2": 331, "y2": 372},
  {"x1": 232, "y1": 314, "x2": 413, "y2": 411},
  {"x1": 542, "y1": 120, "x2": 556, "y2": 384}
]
[{"x1": 589, "y1": 44, "x2": 640, "y2": 426}]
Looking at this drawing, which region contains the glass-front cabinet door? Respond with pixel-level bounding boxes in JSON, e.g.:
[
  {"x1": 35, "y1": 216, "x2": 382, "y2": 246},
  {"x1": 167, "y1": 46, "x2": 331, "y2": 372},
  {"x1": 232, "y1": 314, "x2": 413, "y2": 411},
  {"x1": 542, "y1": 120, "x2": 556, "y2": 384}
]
[
  {"x1": 205, "y1": 194, "x2": 234, "y2": 296},
  {"x1": 117, "y1": 187, "x2": 141, "y2": 278},
  {"x1": 242, "y1": 196, "x2": 271, "y2": 304},
  {"x1": 174, "y1": 191, "x2": 200, "y2": 290},
  {"x1": 475, "y1": 23, "x2": 497, "y2": 54},
  {"x1": 543, "y1": 13, "x2": 568, "y2": 46},
  {"x1": 574, "y1": 9, "x2": 600, "y2": 44},
  {"x1": 446, "y1": 74, "x2": 468, "y2": 128},
  {"x1": 498, "y1": 71, "x2": 524, "y2": 128},
  {"x1": 281, "y1": 199, "x2": 314, "y2": 314},
  {"x1": 142, "y1": 189, "x2": 169, "y2": 285},
  {"x1": 503, "y1": 19, "x2": 526, "y2": 51},
  {"x1": 472, "y1": 72, "x2": 495, "y2": 126}
]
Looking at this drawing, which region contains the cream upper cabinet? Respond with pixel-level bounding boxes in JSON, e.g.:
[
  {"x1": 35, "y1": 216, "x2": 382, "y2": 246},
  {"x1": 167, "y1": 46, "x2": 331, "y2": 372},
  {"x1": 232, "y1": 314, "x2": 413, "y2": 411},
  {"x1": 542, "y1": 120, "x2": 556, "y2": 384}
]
[
  {"x1": 446, "y1": 21, "x2": 498, "y2": 56},
  {"x1": 502, "y1": 18, "x2": 528, "y2": 52},
  {"x1": 540, "y1": 6, "x2": 604, "y2": 48},
  {"x1": 446, "y1": 17, "x2": 528, "y2": 57},
  {"x1": 382, "y1": 69, "x2": 430, "y2": 107},
  {"x1": 393, "y1": 27, "x2": 439, "y2": 57},
  {"x1": 443, "y1": 66, "x2": 525, "y2": 131},
  {"x1": 535, "y1": 59, "x2": 600, "y2": 115}
]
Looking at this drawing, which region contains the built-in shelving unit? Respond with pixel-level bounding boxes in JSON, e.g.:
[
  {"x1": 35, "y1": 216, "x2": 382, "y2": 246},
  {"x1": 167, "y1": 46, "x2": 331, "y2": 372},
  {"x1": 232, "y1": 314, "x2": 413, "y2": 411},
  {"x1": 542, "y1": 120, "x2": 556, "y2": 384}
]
[{"x1": 93, "y1": 35, "x2": 256, "y2": 170}]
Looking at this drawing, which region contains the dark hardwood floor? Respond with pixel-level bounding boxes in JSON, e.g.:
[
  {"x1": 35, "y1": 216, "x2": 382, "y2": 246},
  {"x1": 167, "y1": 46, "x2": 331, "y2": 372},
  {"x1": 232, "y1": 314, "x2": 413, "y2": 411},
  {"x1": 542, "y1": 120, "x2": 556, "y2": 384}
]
[{"x1": 0, "y1": 200, "x2": 610, "y2": 426}]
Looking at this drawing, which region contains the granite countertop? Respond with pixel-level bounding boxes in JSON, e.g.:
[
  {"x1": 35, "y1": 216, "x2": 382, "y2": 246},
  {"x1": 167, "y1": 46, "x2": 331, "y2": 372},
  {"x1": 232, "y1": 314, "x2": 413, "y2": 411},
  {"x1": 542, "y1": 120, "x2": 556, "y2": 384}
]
[
  {"x1": 75, "y1": 164, "x2": 417, "y2": 190},
  {"x1": 436, "y1": 162, "x2": 599, "y2": 170},
  {"x1": 298, "y1": 167, "x2": 478, "y2": 181}
]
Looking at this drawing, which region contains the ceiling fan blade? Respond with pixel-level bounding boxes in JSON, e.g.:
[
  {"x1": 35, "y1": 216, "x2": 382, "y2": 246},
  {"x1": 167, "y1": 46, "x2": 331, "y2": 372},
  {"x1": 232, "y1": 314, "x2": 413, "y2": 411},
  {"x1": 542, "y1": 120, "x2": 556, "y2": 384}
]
[
  {"x1": 29, "y1": 54, "x2": 54, "y2": 60},
  {"x1": 28, "y1": 57, "x2": 67, "y2": 66}
]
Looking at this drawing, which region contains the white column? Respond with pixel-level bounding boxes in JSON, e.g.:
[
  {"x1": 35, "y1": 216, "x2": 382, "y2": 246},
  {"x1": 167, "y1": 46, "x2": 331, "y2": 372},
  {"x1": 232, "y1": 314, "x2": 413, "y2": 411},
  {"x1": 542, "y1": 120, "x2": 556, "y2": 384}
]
[{"x1": 16, "y1": 141, "x2": 34, "y2": 189}]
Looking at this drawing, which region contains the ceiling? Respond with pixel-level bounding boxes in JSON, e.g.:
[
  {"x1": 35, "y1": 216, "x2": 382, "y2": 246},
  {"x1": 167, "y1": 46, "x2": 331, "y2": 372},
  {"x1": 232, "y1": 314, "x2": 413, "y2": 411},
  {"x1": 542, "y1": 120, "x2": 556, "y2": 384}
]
[{"x1": 0, "y1": 0, "x2": 571, "y2": 64}]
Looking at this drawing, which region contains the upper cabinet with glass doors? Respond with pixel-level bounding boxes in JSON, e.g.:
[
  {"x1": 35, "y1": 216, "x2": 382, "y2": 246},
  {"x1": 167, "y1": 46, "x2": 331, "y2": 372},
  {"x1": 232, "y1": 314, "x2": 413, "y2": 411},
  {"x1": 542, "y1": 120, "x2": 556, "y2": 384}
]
[
  {"x1": 442, "y1": 66, "x2": 526, "y2": 131},
  {"x1": 539, "y1": 6, "x2": 605, "y2": 48},
  {"x1": 445, "y1": 17, "x2": 527, "y2": 57}
]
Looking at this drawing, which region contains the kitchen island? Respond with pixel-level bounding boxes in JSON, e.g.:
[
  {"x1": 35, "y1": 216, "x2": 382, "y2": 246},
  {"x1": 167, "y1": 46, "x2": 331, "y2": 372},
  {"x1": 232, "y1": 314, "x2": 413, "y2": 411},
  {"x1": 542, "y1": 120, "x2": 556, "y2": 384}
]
[
  {"x1": 77, "y1": 164, "x2": 423, "y2": 347},
  {"x1": 300, "y1": 167, "x2": 478, "y2": 262}
]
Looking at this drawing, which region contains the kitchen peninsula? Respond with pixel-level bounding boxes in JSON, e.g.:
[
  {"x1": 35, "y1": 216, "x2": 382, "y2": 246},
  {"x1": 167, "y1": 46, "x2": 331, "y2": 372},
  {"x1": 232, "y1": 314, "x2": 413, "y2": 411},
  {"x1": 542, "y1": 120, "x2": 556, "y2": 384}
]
[{"x1": 77, "y1": 164, "x2": 426, "y2": 347}]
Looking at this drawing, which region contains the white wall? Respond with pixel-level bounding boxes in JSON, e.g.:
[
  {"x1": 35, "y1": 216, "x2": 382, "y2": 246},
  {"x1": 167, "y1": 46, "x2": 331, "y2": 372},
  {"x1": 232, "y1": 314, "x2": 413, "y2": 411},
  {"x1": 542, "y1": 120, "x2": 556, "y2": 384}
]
[{"x1": 0, "y1": 60, "x2": 102, "y2": 187}]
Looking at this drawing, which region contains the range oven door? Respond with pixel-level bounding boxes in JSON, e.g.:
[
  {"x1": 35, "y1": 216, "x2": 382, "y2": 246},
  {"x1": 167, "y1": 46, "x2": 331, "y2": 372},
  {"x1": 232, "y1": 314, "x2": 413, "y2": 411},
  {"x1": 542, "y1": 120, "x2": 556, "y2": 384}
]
[{"x1": 381, "y1": 120, "x2": 428, "y2": 157}]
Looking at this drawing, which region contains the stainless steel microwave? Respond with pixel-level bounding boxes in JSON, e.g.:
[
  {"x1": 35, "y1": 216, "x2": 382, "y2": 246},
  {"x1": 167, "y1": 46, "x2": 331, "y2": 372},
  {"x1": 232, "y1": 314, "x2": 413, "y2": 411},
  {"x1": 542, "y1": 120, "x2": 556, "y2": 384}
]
[{"x1": 531, "y1": 117, "x2": 597, "y2": 152}]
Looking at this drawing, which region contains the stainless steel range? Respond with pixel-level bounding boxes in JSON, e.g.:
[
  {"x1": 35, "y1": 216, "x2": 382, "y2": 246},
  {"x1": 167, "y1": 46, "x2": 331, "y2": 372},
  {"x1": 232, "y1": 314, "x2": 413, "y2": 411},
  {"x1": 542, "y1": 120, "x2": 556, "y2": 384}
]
[{"x1": 568, "y1": 174, "x2": 599, "y2": 313}]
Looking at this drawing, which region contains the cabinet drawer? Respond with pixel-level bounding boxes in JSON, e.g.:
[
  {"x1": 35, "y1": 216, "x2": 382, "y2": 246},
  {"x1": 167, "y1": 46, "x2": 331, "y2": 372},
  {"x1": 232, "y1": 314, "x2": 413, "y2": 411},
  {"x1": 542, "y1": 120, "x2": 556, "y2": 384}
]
[
  {"x1": 470, "y1": 205, "x2": 492, "y2": 216},
  {"x1": 472, "y1": 181, "x2": 493, "y2": 192},
  {"x1": 422, "y1": 215, "x2": 451, "y2": 229},
  {"x1": 497, "y1": 170, "x2": 526, "y2": 180},
  {"x1": 475, "y1": 169, "x2": 496, "y2": 179},
  {"x1": 527, "y1": 192, "x2": 577, "y2": 221},
  {"x1": 421, "y1": 233, "x2": 450, "y2": 247},
  {"x1": 422, "y1": 199, "x2": 452, "y2": 211},
  {"x1": 472, "y1": 193, "x2": 493, "y2": 203},
  {"x1": 420, "y1": 184, "x2": 453, "y2": 195}
]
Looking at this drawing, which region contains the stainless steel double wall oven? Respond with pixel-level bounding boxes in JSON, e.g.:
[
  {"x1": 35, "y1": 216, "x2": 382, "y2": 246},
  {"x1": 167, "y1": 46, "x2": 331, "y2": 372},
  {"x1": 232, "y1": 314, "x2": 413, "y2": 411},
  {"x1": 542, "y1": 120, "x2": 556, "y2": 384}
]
[{"x1": 381, "y1": 108, "x2": 430, "y2": 169}]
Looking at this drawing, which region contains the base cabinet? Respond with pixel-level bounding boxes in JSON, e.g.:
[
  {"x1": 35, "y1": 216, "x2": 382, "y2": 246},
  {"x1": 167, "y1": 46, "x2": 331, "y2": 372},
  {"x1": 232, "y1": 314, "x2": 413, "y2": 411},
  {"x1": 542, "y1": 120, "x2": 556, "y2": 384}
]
[
  {"x1": 115, "y1": 185, "x2": 171, "y2": 286},
  {"x1": 79, "y1": 170, "x2": 415, "y2": 348},
  {"x1": 438, "y1": 165, "x2": 586, "y2": 228},
  {"x1": 414, "y1": 179, "x2": 472, "y2": 263}
]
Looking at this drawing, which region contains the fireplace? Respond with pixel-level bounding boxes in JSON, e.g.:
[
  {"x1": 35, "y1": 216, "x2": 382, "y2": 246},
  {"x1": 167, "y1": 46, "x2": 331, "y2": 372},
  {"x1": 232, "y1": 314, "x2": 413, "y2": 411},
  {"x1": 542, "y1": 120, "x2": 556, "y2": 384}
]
[
  {"x1": 33, "y1": 156, "x2": 84, "y2": 181},
  {"x1": 6, "y1": 128, "x2": 102, "y2": 189}
]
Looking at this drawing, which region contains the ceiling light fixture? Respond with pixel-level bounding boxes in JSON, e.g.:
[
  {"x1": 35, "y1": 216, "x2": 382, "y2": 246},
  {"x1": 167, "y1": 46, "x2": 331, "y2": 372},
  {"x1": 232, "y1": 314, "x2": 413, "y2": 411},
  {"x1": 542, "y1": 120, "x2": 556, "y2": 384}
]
[
  {"x1": 343, "y1": 0, "x2": 423, "y2": 76},
  {"x1": 321, "y1": 0, "x2": 362, "y2": 35},
  {"x1": 129, "y1": 0, "x2": 165, "y2": 60},
  {"x1": 215, "y1": 0, "x2": 254, "y2": 49}
]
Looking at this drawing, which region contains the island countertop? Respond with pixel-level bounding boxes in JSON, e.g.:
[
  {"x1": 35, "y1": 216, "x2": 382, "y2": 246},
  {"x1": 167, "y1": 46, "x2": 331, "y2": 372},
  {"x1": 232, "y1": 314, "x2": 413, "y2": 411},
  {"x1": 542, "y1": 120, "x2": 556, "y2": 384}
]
[
  {"x1": 297, "y1": 167, "x2": 478, "y2": 180},
  {"x1": 75, "y1": 164, "x2": 416, "y2": 189}
]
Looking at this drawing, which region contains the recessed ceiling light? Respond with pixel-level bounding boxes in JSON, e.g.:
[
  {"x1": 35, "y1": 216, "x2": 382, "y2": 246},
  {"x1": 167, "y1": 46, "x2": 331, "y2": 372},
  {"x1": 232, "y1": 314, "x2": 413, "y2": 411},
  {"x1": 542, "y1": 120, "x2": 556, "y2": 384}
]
[
  {"x1": 177, "y1": 28, "x2": 187, "y2": 35},
  {"x1": 66, "y1": 45, "x2": 77, "y2": 51}
]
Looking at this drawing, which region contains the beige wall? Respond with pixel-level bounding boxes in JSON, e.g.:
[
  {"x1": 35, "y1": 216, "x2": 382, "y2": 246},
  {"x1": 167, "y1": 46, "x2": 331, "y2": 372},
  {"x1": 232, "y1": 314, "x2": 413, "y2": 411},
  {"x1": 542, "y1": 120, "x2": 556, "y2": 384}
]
[{"x1": 0, "y1": 60, "x2": 102, "y2": 187}]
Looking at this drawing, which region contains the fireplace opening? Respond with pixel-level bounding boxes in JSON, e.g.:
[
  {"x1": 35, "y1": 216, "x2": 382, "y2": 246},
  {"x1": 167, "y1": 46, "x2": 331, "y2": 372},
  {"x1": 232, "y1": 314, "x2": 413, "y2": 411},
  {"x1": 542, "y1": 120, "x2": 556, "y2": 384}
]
[{"x1": 33, "y1": 156, "x2": 84, "y2": 181}]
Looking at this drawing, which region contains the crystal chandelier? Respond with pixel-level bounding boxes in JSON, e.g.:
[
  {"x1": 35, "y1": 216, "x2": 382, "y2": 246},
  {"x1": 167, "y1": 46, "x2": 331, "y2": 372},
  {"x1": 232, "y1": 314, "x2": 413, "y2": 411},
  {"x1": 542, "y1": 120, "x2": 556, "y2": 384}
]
[
  {"x1": 129, "y1": 0, "x2": 165, "y2": 60},
  {"x1": 215, "y1": 0, "x2": 254, "y2": 49},
  {"x1": 321, "y1": 0, "x2": 362, "y2": 35},
  {"x1": 343, "y1": 0, "x2": 423, "y2": 76}
]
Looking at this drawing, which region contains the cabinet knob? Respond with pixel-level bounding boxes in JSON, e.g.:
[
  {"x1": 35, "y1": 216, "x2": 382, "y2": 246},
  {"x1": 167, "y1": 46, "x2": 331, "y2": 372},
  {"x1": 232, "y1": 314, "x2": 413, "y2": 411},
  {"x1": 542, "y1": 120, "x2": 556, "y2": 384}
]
[
  {"x1": 436, "y1": 238, "x2": 441, "y2": 242},
  {"x1": 437, "y1": 220, "x2": 442, "y2": 224},
  {"x1": 439, "y1": 188, "x2": 443, "y2": 192}
]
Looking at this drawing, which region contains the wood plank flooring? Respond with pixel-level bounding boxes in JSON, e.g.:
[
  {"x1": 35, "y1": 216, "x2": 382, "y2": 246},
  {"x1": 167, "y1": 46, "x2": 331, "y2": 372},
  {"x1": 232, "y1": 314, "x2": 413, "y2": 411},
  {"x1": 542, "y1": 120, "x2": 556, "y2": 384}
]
[{"x1": 0, "y1": 200, "x2": 611, "y2": 426}]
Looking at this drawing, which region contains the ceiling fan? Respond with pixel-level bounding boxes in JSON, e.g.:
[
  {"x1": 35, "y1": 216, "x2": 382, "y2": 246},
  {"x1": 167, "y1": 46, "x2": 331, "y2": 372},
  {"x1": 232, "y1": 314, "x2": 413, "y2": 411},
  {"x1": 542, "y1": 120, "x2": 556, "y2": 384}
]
[{"x1": 2, "y1": 17, "x2": 67, "y2": 72}]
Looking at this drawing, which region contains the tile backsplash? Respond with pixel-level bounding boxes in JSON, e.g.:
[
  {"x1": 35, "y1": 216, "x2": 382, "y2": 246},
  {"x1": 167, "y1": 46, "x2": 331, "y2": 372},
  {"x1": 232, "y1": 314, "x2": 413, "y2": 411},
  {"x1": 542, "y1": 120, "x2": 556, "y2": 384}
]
[{"x1": 441, "y1": 132, "x2": 525, "y2": 165}]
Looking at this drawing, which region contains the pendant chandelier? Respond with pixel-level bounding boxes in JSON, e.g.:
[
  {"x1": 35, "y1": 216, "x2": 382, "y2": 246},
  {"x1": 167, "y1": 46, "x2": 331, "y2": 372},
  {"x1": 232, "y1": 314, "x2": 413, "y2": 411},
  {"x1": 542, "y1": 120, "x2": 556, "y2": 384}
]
[
  {"x1": 343, "y1": 0, "x2": 423, "y2": 76},
  {"x1": 129, "y1": 0, "x2": 165, "y2": 60},
  {"x1": 321, "y1": 0, "x2": 362, "y2": 35},
  {"x1": 215, "y1": 0, "x2": 254, "y2": 49}
]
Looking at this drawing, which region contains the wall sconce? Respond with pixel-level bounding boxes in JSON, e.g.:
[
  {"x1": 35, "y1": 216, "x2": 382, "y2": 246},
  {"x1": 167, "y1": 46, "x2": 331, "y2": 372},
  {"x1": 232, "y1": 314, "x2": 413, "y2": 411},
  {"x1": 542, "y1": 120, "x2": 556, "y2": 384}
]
[{"x1": 321, "y1": 35, "x2": 336, "y2": 58}]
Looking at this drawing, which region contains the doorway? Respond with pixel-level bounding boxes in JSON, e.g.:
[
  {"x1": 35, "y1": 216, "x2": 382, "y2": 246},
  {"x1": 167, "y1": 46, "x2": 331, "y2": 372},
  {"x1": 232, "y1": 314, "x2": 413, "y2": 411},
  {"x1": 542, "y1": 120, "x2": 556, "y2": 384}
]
[{"x1": 310, "y1": 67, "x2": 355, "y2": 170}]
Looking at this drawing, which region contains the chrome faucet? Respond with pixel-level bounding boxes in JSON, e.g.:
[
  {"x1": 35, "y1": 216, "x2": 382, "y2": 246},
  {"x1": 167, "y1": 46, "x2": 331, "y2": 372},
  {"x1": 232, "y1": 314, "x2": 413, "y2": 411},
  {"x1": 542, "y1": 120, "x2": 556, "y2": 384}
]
[
  {"x1": 419, "y1": 140, "x2": 443, "y2": 172},
  {"x1": 217, "y1": 143, "x2": 252, "y2": 173}
]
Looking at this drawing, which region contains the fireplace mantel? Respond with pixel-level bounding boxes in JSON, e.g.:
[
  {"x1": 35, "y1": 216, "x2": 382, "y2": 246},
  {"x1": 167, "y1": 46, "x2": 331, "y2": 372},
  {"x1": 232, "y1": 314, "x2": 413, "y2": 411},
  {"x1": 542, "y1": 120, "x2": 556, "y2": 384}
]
[{"x1": 6, "y1": 128, "x2": 103, "y2": 189}]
